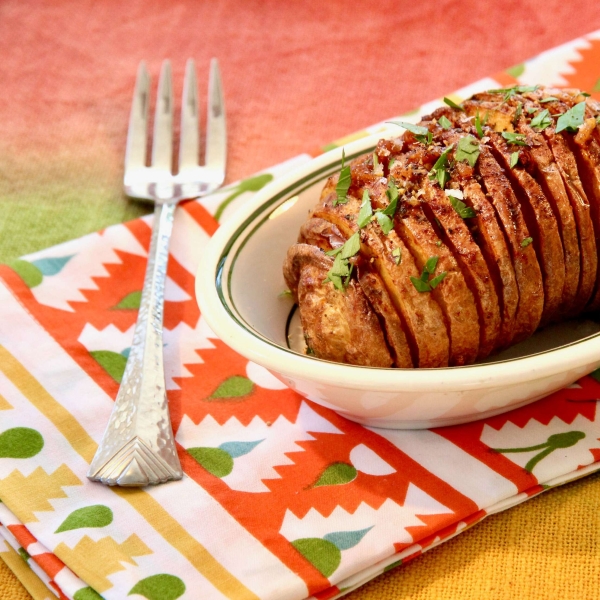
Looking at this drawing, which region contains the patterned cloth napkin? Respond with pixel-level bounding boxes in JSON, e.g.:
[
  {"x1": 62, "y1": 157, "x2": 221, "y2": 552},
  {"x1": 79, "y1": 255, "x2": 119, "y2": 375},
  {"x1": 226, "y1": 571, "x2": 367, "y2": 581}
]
[{"x1": 2, "y1": 30, "x2": 600, "y2": 600}]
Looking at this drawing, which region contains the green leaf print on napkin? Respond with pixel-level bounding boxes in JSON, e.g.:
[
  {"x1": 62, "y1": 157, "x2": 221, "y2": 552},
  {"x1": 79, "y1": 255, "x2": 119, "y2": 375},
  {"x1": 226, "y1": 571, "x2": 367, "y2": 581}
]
[
  {"x1": 188, "y1": 439, "x2": 263, "y2": 477},
  {"x1": 311, "y1": 462, "x2": 357, "y2": 488},
  {"x1": 55, "y1": 505, "x2": 114, "y2": 533},
  {"x1": 506, "y1": 63, "x2": 525, "y2": 78},
  {"x1": 214, "y1": 173, "x2": 274, "y2": 221},
  {"x1": 113, "y1": 291, "x2": 142, "y2": 310},
  {"x1": 291, "y1": 538, "x2": 341, "y2": 578},
  {"x1": 492, "y1": 430, "x2": 586, "y2": 472},
  {"x1": 0, "y1": 427, "x2": 44, "y2": 458},
  {"x1": 128, "y1": 574, "x2": 186, "y2": 600},
  {"x1": 292, "y1": 527, "x2": 373, "y2": 578},
  {"x1": 208, "y1": 375, "x2": 254, "y2": 400},
  {"x1": 74, "y1": 586, "x2": 104, "y2": 600},
  {"x1": 90, "y1": 350, "x2": 128, "y2": 383},
  {"x1": 31, "y1": 255, "x2": 73, "y2": 275},
  {"x1": 8, "y1": 260, "x2": 43, "y2": 288}
]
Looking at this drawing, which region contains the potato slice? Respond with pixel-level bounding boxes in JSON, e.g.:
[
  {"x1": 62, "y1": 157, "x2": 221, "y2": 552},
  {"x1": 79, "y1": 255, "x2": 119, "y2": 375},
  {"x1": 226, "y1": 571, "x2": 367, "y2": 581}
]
[
  {"x1": 514, "y1": 119, "x2": 580, "y2": 318},
  {"x1": 475, "y1": 144, "x2": 544, "y2": 341},
  {"x1": 357, "y1": 267, "x2": 413, "y2": 368},
  {"x1": 420, "y1": 110, "x2": 518, "y2": 349},
  {"x1": 544, "y1": 126, "x2": 597, "y2": 313},
  {"x1": 313, "y1": 172, "x2": 450, "y2": 367},
  {"x1": 386, "y1": 161, "x2": 480, "y2": 366},
  {"x1": 283, "y1": 244, "x2": 393, "y2": 367}
]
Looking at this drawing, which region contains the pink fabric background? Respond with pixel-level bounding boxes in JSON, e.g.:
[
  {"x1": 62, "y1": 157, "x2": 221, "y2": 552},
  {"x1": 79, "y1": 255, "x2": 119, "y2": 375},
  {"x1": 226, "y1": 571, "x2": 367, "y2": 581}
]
[{"x1": 2, "y1": 1, "x2": 600, "y2": 599}]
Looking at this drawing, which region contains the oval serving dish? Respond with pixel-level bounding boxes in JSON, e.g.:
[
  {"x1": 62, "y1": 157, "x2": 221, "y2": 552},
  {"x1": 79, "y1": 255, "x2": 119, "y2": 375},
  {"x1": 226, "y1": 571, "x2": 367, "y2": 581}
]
[{"x1": 195, "y1": 132, "x2": 600, "y2": 429}]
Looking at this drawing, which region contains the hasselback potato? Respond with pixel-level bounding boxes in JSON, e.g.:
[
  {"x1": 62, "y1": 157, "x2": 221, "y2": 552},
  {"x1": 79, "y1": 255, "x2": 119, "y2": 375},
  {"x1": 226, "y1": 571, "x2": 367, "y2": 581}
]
[{"x1": 283, "y1": 85, "x2": 600, "y2": 368}]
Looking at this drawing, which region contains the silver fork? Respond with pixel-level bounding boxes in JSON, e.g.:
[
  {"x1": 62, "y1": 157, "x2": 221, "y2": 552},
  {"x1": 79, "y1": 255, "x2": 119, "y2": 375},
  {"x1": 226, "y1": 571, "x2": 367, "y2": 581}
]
[{"x1": 87, "y1": 59, "x2": 226, "y2": 487}]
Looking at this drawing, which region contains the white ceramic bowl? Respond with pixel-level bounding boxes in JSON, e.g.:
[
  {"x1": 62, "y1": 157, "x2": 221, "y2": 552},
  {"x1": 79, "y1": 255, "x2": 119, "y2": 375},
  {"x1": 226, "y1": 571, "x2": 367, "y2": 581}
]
[{"x1": 196, "y1": 133, "x2": 600, "y2": 429}]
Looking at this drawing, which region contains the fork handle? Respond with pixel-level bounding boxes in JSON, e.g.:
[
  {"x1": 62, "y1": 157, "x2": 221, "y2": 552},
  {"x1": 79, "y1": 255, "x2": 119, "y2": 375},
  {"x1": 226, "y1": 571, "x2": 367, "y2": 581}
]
[{"x1": 87, "y1": 202, "x2": 183, "y2": 486}]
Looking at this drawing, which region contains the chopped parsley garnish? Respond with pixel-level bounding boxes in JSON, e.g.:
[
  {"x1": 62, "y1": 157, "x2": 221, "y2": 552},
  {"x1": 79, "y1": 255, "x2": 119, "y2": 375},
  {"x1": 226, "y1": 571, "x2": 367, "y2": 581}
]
[
  {"x1": 278, "y1": 289, "x2": 293, "y2": 298},
  {"x1": 357, "y1": 189, "x2": 373, "y2": 229},
  {"x1": 375, "y1": 212, "x2": 394, "y2": 235},
  {"x1": 323, "y1": 232, "x2": 361, "y2": 290},
  {"x1": 438, "y1": 115, "x2": 452, "y2": 129},
  {"x1": 428, "y1": 145, "x2": 454, "y2": 189},
  {"x1": 373, "y1": 152, "x2": 380, "y2": 172},
  {"x1": 392, "y1": 247, "x2": 402, "y2": 265},
  {"x1": 487, "y1": 84, "x2": 539, "y2": 102},
  {"x1": 540, "y1": 96, "x2": 559, "y2": 103},
  {"x1": 388, "y1": 157, "x2": 396, "y2": 169},
  {"x1": 582, "y1": 92, "x2": 591, "y2": 97},
  {"x1": 530, "y1": 108, "x2": 552, "y2": 131},
  {"x1": 501, "y1": 131, "x2": 528, "y2": 146},
  {"x1": 510, "y1": 151, "x2": 520, "y2": 169},
  {"x1": 514, "y1": 102, "x2": 523, "y2": 124},
  {"x1": 555, "y1": 101, "x2": 586, "y2": 133},
  {"x1": 456, "y1": 135, "x2": 480, "y2": 167},
  {"x1": 387, "y1": 121, "x2": 432, "y2": 144},
  {"x1": 475, "y1": 112, "x2": 484, "y2": 138},
  {"x1": 448, "y1": 193, "x2": 476, "y2": 218},
  {"x1": 334, "y1": 150, "x2": 352, "y2": 206},
  {"x1": 520, "y1": 236, "x2": 533, "y2": 248},
  {"x1": 373, "y1": 180, "x2": 400, "y2": 235},
  {"x1": 443, "y1": 97, "x2": 464, "y2": 111},
  {"x1": 410, "y1": 256, "x2": 447, "y2": 292}
]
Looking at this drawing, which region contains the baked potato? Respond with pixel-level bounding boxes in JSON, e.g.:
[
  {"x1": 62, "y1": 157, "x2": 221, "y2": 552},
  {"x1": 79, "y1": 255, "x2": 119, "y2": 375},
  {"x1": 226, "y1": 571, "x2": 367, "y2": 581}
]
[{"x1": 283, "y1": 85, "x2": 600, "y2": 367}]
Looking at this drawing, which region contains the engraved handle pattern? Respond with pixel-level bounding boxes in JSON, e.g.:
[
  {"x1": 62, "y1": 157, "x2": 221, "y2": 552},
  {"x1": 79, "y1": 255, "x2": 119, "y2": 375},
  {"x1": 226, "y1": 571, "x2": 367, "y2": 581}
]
[{"x1": 87, "y1": 202, "x2": 183, "y2": 486}]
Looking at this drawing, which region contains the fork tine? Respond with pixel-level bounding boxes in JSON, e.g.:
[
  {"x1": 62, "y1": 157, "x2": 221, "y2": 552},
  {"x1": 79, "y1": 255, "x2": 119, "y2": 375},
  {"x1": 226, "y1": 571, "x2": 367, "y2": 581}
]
[
  {"x1": 151, "y1": 60, "x2": 174, "y2": 173},
  {"x1": 204, "y1": 58, "x2": 227, "y2": 184},
  {"x1": 124, "y1": 61, "x2": 150, "y2": 174},
  {"x1": 177, "y1": 59, "x2": 199, "y2": 173}
]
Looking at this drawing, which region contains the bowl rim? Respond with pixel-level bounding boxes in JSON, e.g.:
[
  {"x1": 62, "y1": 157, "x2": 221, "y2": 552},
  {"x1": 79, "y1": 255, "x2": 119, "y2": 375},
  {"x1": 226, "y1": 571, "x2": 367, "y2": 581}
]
[{"x1": 196, "y1": 133, "x2": 600, "y2": 392}]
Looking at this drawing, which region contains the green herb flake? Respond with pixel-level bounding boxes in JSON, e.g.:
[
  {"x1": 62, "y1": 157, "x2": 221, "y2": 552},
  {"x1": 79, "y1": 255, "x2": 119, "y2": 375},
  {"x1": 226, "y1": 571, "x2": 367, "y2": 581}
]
[
  {"x1": 428, "y1": 144, "x2": 454, "y2": 189},
  {"x1": 449, "y1": 194, "x2": 476, "y2": 218},
  {"x1": 514, "y1": 101, "x2": 523, "y2": 124},
  {"x1": 443, "y1": 97, "x2": 464, "y2": 111},
  {"x1": 488, "y1": 85, "x2": 539, "y2": 102},
  {"x1": 278, "y1": 289, "x2": 293, "y2": 298},
  {"x1": 526, "y1": 106, "x2": 537, "y2": 114},
  {"x1": 373, "y1": 152, "x2": 380, "y2": 172},
  {"x1": 438, "y1": 115, "x2": 452, "y2": 129},
  {"x1": 388, "y1": 157, "x2": 396, "y2": 169},
  {"x1": 530, "y1": 108, "x2": 552, "y2": 131},
  {"x1": 475, "y1": 112, "x2": 484, "y2": 138},
  {"x1": 357, "y1": 189, "x2": 373, "y2": 229},
  {"x1": 410, "y1": 255, "x2": 447, "y2": 292},
  {"x1": 375, "y1": 211, "x2": 394, "y2": 235},
  {"x1": 334, "y1": 150, "x2": 352, "y2": 206},
  {"x1": 429, "y1": 271, "x2": 448, "y2": 289},
  {"x1": 521, "y1": 236, "x2": 533, "y2": 248},
  {"x1": 501, "y1": 131, "x2": 528, "y2": 146},
  {"x1": 340, "y1": 232, "x2": 361, "y2": 259},
  {"x1": 410, "y1": 276, "x2": 432, "y2": 292},
  {"x1": 435, "y1": 240, "x2": 442, "y2": 247},
  {"x1": 456, "y1": 135, "x2": 480, "y2": 167},
  {"x1": 540, "y1": 96, "x2": 559, "y2": 103},
  {"x1": 387, "y1": 121, "x2": 432, "y2": 144},
  {"x1": 582, "y1": 92, "x2": 591, "y2": 97},
  {"x1": 555, "y1": 101, "x2": 586, "y2": 134},
  {"x1": 510, "y1": 151, "x2": 520, "y2": 169},
  {"x1": 323, "y1": 232, "x2": 361, "y2": 290},
  {"x1": 392, "y1": 247, "x2": 402, "y2": 265}
]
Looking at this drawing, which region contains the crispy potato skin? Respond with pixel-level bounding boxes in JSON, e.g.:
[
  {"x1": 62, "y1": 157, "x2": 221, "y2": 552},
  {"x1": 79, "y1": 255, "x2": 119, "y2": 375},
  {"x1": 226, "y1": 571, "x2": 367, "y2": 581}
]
[
  {"x1": 283, "y1": 244, "x2": 394, "y2": 367},
  {"x1": 283, "y1": 85, "x2": 600, "y2": 368}
]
